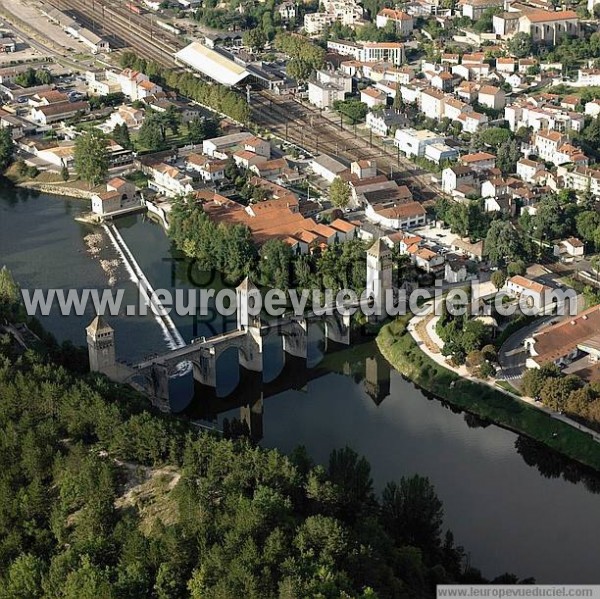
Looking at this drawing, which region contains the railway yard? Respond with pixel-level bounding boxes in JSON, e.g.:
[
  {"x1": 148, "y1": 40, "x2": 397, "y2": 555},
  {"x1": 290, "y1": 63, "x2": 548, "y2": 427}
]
[{"x1": 5, "y1": 0, "x2": 439, "y2": 202}]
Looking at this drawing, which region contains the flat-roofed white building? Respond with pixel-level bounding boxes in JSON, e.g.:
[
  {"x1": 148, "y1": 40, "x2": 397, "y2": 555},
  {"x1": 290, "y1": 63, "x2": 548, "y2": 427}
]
[
  {"x1": 394, "y1": 128, "x2": 444, "y2": 158},
  {"x1": 327, "y1": 39, "x2": 405, "y2": 65}
]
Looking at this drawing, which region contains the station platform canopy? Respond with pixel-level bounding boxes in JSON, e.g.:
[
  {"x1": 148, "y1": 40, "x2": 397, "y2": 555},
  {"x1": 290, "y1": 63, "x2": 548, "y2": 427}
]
[{"x1": 174, "y1": 42, "x2": 249, "y2": 87}]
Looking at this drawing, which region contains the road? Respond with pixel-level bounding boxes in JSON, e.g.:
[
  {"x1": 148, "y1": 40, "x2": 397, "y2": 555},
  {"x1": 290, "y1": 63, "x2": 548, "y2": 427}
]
[
  {"x1": 0, "y1": 0, "x2": 85, "y2": 71},
  {"x1": 498, "y1": 316, "x2": 557, "y2": 386}
]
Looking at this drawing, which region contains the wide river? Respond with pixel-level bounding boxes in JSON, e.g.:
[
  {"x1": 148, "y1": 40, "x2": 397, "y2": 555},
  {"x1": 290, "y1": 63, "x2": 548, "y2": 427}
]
[{"x1": 2, "y1": 185, "x2": 600, "y2": 583}]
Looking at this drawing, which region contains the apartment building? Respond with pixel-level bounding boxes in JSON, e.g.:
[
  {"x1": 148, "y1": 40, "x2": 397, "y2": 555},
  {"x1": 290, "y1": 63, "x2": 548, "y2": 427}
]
[{"x1": 327, "y1": 39, "x2": 405, "y2": 65}]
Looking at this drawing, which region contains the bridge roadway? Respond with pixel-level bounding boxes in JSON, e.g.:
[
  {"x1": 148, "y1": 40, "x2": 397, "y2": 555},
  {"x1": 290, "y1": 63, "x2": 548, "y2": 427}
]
[
  {"x1": 134, "y1": 328, "x2": 247, "y2": 370},
  {"x1": 132, "y1": 296, "x2": 381, "y2": 372}
]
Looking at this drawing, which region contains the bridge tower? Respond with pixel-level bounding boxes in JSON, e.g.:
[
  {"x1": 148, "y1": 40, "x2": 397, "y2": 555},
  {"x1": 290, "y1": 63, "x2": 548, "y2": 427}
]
[
  {"x1": 236, "y1": 277, "x2": 261, "y2": 329},
  {"x1": 236, "y1": 277, "x2": 264, "y2": 372},
  {"x1": 366, "y1": 238, "x2": 393, "y2": 312},
  {"x1": 86, "y1": 315, "x2": 116, "y2": 376}
]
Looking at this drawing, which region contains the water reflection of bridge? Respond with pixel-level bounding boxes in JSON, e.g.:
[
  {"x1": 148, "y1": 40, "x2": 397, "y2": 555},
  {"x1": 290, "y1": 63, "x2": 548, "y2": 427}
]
[{"x1": 181, "y1": 344, "x2": 393, "y2": 443}]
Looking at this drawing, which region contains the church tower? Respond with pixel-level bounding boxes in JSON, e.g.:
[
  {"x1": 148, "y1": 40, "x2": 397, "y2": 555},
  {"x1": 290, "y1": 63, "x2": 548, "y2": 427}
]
[
  {"x1": 366, "y1": 238, "x2": 393, "y2": 309},
  {"x1": 86, "y1": 315, "x2": 116, "y2": 375}
]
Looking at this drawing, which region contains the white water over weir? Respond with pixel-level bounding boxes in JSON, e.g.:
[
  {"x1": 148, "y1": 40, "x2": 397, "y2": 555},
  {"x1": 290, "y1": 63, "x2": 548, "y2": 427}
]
[{"x1": 102, "y1": 223, "x2": 186, "y2": 351}]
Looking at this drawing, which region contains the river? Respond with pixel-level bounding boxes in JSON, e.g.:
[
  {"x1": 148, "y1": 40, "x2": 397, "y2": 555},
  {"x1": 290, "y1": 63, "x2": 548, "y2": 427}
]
[{"x1": 2, "y1": 185, "x2": 600, "y2": 583}]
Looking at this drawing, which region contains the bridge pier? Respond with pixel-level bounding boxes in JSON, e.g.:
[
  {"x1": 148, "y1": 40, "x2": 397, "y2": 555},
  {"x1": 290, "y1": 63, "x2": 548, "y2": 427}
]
[
  {"x1": 325, "y1": 312, "x2": 351, "y2": 346},
  {"x1": 239, "y1": 322, "x2": 264, "y2": 372},
  {"x1": 192, "y1": 350, "x2": 217, "y2": 388},
  {"x1": 282, "y1": 318, "x2": 308, "y2": 359},
  {"x1": 150, "y1": 363, "x2": 171, "y2": 410}
]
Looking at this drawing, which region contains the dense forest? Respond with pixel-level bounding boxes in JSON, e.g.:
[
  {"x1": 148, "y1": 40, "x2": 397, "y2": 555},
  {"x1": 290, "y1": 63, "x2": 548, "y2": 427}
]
[{"x1": 0, "y1": 269, "x2": 530, "y2": 598}]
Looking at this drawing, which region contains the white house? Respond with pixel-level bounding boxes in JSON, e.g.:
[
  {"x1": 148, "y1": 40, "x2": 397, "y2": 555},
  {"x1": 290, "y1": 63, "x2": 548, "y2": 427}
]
[
  {"x1": 478, "y1": 85, "x2": 505, "y2": 110},
  {"x1": 308, "y1": 69, "x2": 352, "y2": 109},
  {"x1": 360, "y1": 87, "x2": 388, "y2": 108},
  {"x1": 108, "y1": 68, "x2": 162, "y2": 101},
  {"x1": 375, "y1": 8, "x2": 413, "y2": 35},
  {"x1": 516, "y1": 158, "x2": 543, "y2": 183},
  {"x1": 420, "y1": 87, "x2": 445, "y2": 119},
  {"x1": 365, "y1": 201, "x2": 426, "y2": 229},
  {"x1": 553, "y1": 237, "x2": 585, "y2": 260},
  {"x1": 585, "y1": 99, "x2": 600, "y2": 118},
  {"x1": 459, "y1": 151, "x2": 496, "y2": 173},
  {"x1": 148, "y1": 163, "x2": 194, "y2": 197},
  {"x1": 496, "y1": 58, "x2": 516, "y2": 73},
  {"x1": 409, "y1": 246, "x2": 445, "y2": 272},
  {"x1": 441, "y1": 165, "x2": 476, "y2": 194},
  {"x1": 310, "y1": 153, "x2": 348, "y2": 183},
  {"x1": 277, "y1": 0, "x2": 297, "y2": 21},
  {"x1": 504, "y1": 275, "x2": 554, "y2": 314},
  {"x1": 91, "y1": 178, "x2": 137, "y2": 216},
  {"x1": 457, "y1": 111, "x2": 488, "y2": 133},
  {"x1": 186, "y1": 154, "x2": 227, "y2": 182},
  {"x1": 366, "y1": 109, "x2": 406, "y2": 136},
  {"x1": 444, "y1": 259, "x2": 468, "y2": 283}
]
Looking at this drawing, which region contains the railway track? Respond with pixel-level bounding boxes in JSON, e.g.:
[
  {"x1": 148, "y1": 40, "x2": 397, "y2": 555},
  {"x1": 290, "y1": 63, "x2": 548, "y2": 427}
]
[
  {"x1": 50, "y1": 0, "x2": 181, "y2": 67},
  {"x1": 252, "y1": 92, "x2": 440, "y2": 200}
]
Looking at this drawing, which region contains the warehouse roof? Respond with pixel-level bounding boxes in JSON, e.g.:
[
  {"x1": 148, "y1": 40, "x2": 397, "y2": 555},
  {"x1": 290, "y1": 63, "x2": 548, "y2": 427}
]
[{"x1": 174, "y1": 42, "x2": 249, "y2": 87}]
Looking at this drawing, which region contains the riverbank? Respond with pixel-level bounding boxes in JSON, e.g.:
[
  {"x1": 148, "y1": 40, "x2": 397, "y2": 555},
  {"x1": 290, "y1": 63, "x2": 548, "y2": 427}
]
[
  {"x1": 377, "y1": 316, "x2": 600, "y2": 471},
  {"x1": 15, "y1": 179, "x2": 96, "y2": 199}
]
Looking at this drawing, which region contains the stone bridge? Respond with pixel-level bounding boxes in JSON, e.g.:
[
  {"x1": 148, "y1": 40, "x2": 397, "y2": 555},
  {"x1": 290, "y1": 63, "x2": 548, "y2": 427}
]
[{"x1": 126, "y1": 278, "x2": 353, "y2": 404}]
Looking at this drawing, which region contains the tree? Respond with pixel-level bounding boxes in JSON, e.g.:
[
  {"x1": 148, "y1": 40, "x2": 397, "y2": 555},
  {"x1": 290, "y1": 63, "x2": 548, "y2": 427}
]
[
  {"x1": 473, "y1": 6, "x2": 501, "y2": 33},
  {"x1": 328, "y1": 447, "x2": 373, "y2": 520},
  {"x1": 496, "y1": 139, "x2": 520, "y2": 174},
  {"x1": 533, "y1": 194, "x2": 567, "y2": 242},
  {"x1": 330, "y1": 177, "x2": 351, "y2": 208},
  {"x1": 137, "y1": 112, "x2": 166, "y2": 151},
  {"x1": 521, "y1": 363, "x2": 561, "y2": 398},
  {"x1": 259, "y1": 239, "x2": 293, "y2": 289},
  {"x1": 74, "y1": 130, "x2": 108, "y2": 187},
  {"x1": 163, "y1": 104, "x2": 181, "y2": 136},
  {"x1": 393, "y1": 84, "x2": 404, "y2": 111},
  {"x1": 0, "y1": 127, "x2": 14, "y2": 172},
  {"x1": 540, "y1": 375, "x2": 581, "y2": 411},
  {"x1": 382, "y1": 475, "x2": 443, "y2": 553},
  {"x1": 333, "y1": 99, "x2": 368, "y2": 124},
  {"x1": 36, "y1": 69, "x2": 52, "y2": 85},
  {"x1": 484, "y1": 220, "x2": 524, "y2": 265},
  {"x1": 111, "y1": 123, "x2": 132, "y2": 150},
  {"x1": 508, "y1": 32, "x2": 533, "y2": 58},
  {"x1": 243, "y1": 28, "x2": 267, "y2": 52},
  {"x1": 478, "y1": 127, "x2": 512, "y2": 148},
  {"x1": 287, "y1": 58, "x2": 313, "y2": 82},
  {"x1": 491, "y1": 269, "x2": 506, "y2": 291},
  {"x1": 61, "y1": 161, "x2": 69, "y2": 182},
  {"x1": 187, "y1": 117, "x2": 218, "y2": 144},
  {"x1": 1, "y1": 554, "x2": 44, "y2": 599},
  {"x1": 576, "y1": 210, "x2": 600, "y2": 246},
  {"x1": 507, "y1": 260, "x2": 526, "y2": 277}
]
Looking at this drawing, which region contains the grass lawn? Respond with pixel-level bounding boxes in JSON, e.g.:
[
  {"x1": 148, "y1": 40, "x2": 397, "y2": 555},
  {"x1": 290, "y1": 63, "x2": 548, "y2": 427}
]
[
  {"x1": 496, "y1": 380, "x2": 522, "y2": 396},
  {"x1": 377, "y1": 316, "x2": 600, "y2": 471}
]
